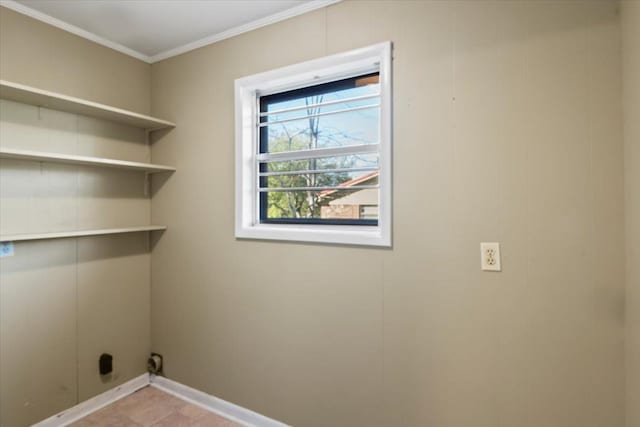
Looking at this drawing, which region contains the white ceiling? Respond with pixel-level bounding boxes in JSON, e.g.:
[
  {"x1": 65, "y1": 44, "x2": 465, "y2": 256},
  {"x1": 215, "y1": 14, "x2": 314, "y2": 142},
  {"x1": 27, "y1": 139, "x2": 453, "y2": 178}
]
[{"x1": 1, "y1": 0, "x2": 339, "y2": 63}]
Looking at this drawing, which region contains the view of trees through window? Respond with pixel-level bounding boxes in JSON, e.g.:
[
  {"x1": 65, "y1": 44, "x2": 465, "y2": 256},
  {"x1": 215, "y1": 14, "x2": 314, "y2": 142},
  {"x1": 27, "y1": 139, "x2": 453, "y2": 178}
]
[{"x1": 259, "y1": 73, "x2": 380, "y2": 224}]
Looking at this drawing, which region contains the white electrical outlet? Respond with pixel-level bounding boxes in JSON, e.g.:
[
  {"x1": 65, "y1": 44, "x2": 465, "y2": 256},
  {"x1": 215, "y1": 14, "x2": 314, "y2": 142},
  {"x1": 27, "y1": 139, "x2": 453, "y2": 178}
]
[{"x1": 481, "y1": 242, "x2": 501, "y2": 271}]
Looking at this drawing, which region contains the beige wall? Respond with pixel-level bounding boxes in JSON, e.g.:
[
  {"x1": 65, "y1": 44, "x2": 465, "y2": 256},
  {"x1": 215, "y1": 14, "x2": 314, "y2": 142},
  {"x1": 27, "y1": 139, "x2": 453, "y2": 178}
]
[
  {"x1": 0, "y1": 6, "x2": 152, "y2": 426},
  {"x1": 0, "y1": 7, "x2": 150, "y2": 114},
  {"x1": 623, "y1": 2, "x2": 640, "y2": 426},
  {"x1": 0, "y1": 2, "x2": 629, "y2": 426},
  {"x1": 150, "y1": 1, "x2": 625, "y2": 426}
]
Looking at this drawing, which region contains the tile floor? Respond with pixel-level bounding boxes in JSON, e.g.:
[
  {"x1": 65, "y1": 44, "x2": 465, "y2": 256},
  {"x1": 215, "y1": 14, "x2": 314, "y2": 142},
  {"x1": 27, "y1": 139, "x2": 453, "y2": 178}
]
[{"x1": 69, "y1": 386, "x2": 242, "y2": 427}]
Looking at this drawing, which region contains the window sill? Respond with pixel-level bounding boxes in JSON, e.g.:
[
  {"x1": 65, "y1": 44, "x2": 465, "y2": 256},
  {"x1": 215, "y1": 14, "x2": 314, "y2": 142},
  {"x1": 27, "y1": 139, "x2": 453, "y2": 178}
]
[{"x1": 235, "y1": 223, "x2": 390, "y2": 247}]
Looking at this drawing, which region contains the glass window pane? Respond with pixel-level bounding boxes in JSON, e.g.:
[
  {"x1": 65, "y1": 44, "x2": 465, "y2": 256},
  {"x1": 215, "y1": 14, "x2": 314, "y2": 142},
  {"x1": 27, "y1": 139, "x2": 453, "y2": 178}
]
[
  {"x1": 263, "y1": 96, "x2": 378, "y2": 123},
  {"x1": 263, "y1": 73, "x2": 379, "y2": 117},
  {"x1": 263, "y1": 153, "x2": 379, "y2": 174},
  {"x1": 264, "y1": 108, "x2": 379, "y2": 153},
  {"x1": 259, "y1": 73, "x2": 380, "y2": 226},
  {"x1": 263, "y1": 171, "x2": 378, "y2": 189},
  {"x1": 265, "y1": 188, "x2": 379, "y2": 221}
]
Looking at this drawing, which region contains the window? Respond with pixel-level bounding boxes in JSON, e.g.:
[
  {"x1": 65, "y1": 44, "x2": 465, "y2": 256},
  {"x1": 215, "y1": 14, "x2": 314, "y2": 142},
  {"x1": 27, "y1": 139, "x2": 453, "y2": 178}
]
[{"x1": 235, "y1": 42, "x2": 392, "y2": 246}]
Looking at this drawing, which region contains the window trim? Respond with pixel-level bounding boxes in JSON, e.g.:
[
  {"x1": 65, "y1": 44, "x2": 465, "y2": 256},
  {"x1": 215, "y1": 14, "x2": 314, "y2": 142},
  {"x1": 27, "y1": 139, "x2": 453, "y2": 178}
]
[{"x1": 235, "y1": 41, "x2": 392, "y2": 247}]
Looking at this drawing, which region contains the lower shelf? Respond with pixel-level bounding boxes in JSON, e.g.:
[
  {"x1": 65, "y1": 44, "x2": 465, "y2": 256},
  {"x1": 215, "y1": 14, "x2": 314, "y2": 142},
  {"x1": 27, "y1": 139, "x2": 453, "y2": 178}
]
[{"x1": 0, "y1": 225, "x2": 167, "y2": 242}]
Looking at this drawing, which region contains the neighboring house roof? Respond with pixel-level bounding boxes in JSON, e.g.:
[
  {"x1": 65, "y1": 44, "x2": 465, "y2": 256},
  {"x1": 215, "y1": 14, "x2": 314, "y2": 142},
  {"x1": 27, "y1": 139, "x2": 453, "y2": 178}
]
[
  {"x1": 329, "y1": 188, "x2": 378, "y2": 206},
  {"x1": 318, "y1": 170, "x2": 379, "y2": 196}
]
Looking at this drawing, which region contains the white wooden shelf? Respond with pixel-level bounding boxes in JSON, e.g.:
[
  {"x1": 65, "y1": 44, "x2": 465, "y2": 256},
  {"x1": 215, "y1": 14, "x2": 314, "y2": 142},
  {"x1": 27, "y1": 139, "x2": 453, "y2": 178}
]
[
  {"x1": 0, "y1": 226, "x2": 167, "y2": 243},
  {"x1": 0, "y1": 80, "x2": 175, "y2": 131},
  {"x1": 0, "y1": 148, "x2": 176, "y2": 174}
]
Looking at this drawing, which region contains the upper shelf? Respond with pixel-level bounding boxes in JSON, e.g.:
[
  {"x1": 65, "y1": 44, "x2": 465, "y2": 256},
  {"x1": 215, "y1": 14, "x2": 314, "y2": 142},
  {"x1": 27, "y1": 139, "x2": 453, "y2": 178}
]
[
  {"x1": 0, "y1": 80, "x2": 176, "y2": 131},
  {"x1": 0, "y1": 147, "x2": 176, "y2": 174}
]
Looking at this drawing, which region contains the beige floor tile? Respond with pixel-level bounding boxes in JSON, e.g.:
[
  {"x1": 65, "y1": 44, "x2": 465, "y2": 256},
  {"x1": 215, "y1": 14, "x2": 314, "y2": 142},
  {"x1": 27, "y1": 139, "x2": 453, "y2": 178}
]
[
  {"x1": 149, "y1": 412, "x2": 193, "y2": 427},
  {"x1": 69, "y1": 410, "x2": 142, "y2": 427},
  {"x1": 122, "y1": 397, "x2": 176, "y2": 426},
  {"x1": 191, "y1": 412, "x2": 242, "y2": 427},
  {"x1": 69, "y1": 386, "x2": 242, "y2": 427},
  {"x1": 178, "y1": 402, "x2": 212, "y2": 419}
]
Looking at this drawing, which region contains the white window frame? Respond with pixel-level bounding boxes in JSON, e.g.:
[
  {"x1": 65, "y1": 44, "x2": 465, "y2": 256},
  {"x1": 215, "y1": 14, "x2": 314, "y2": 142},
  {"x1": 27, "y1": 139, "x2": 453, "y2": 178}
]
[{"x1": 235, "y1": 41, "x2": 392, "y2": 247}]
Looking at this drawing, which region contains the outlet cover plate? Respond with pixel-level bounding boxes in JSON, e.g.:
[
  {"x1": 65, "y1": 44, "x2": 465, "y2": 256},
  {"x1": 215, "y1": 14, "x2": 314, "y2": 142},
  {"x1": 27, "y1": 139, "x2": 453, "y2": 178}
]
[{"x1": 481, "y1": 242, "x2": 501, "y2": 271}]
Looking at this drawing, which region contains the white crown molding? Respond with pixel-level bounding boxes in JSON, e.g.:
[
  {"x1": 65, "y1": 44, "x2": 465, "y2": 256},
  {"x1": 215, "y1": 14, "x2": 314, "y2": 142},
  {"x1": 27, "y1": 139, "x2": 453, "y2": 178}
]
[
  {"x1": 0, "y1": 0, "x2": 342, "y2": 64},
  {"x1": 148, "y1": 0, "x2": 342, "y2": 63},
  {"x1": 0, "y1": 0, "x2": 153, "y2": 62}
]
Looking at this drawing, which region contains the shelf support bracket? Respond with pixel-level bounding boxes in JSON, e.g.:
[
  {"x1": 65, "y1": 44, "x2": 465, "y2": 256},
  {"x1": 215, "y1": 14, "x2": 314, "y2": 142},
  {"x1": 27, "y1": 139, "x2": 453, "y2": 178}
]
[{"x1": 144, "y1": 172, "x2": 150, "y2": 197}]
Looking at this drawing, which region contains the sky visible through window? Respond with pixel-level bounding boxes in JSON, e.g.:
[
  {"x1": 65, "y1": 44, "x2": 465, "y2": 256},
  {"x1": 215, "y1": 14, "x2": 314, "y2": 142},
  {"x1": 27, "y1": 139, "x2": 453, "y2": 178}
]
[{"x1": 265, "y1": 83, "x2": 379, "y2": 150}]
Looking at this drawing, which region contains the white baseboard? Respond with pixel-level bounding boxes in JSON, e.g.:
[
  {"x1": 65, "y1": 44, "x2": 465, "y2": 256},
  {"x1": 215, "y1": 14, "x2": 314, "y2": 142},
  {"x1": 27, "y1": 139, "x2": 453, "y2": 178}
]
[
  {"x1": 150, "y1": 375, "x2": 290, "y2": 427},
  {"x1": 32, "y1": 373, "x2": 150, "y2": 427},
  {"x1": 31, "y1": 373, "x2": 288, "y2": 427}
]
